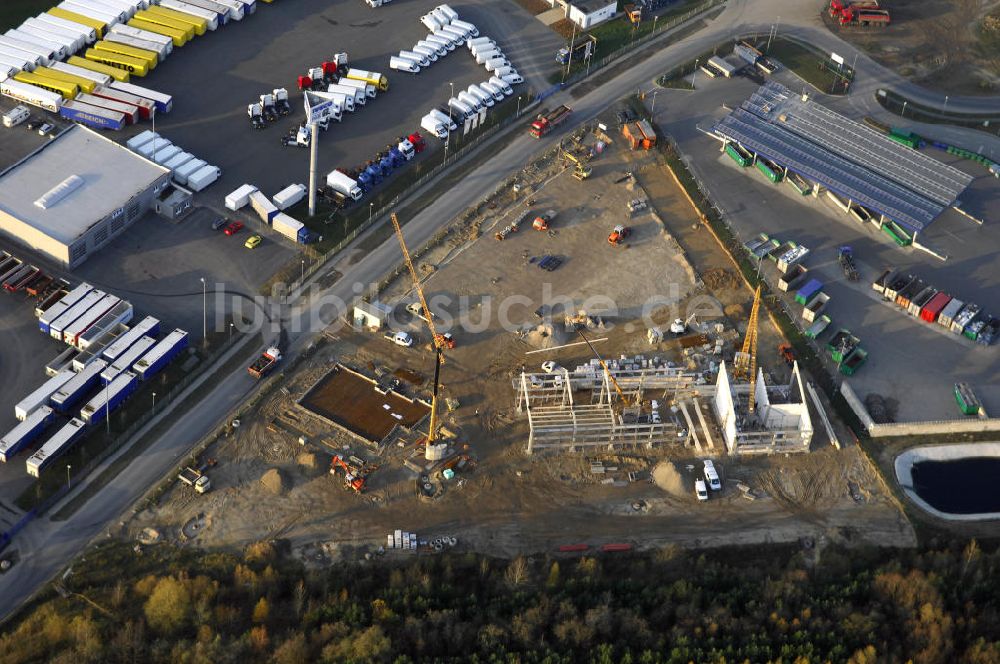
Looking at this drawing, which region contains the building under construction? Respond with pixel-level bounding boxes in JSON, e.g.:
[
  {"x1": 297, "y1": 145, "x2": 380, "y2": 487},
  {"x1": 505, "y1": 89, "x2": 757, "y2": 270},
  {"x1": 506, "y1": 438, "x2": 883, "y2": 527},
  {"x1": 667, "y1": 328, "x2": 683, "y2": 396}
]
[
  {"x1": 712, "y1": 361, "x2": 813, "y2": 455},
  {"x1": 515, "y1": 355, "x2": 720, "y2": 454},
  {"x1": 514, "y1": 355, "x2": 813, "y2": 455}
]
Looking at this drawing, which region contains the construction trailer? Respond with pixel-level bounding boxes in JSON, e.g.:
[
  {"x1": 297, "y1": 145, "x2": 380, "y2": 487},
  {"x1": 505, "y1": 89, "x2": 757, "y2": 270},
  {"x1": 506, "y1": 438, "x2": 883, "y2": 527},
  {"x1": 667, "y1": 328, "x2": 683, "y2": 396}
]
[{"x1": 711, "y1": 361, "x2": 813, "y2": 455}]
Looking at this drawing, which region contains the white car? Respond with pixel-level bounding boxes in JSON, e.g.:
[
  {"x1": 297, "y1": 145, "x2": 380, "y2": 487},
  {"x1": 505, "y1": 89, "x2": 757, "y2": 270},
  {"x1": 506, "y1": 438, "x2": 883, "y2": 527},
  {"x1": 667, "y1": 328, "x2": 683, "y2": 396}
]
[
  {"x1": 703, "y1": 459, "x2": 722, "y2": 491},
  {"x1": 541, "y1": 361, "x2": 564, "y2": 374},
  {"x1": 387, "y1": 331, "x2": 414, "y2": 347},
  {"x1": 695, "y1": 479, "x2": 708, "y2": 501}
]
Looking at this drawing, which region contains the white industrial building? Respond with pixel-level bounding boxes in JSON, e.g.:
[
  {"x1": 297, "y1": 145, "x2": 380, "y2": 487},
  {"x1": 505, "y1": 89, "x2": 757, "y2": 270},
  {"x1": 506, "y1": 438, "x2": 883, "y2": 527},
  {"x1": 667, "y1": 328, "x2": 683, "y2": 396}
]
[
  {"x1": 0, "y1": 125, "x2": 171, "y2": 268},
  {"x1": 567, "y1": 0, "x2": 616, "y2": 28},
  {"x1": 543, "y1": 0, "x2": 617, "y2": 28}
]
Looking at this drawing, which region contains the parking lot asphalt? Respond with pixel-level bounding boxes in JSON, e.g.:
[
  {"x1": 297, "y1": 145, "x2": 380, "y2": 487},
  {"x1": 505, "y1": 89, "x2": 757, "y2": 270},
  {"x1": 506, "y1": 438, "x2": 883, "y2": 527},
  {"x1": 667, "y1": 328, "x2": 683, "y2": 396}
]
[
  {"x1": 654, "y1": 71, "x2": 1000, "y2": 422},
  {"x1": 113, "y1": 0, "x2": 561, "y2": 209},
  {"x1": 0, "y1": 286, "x2": 69, "y2": 506}
]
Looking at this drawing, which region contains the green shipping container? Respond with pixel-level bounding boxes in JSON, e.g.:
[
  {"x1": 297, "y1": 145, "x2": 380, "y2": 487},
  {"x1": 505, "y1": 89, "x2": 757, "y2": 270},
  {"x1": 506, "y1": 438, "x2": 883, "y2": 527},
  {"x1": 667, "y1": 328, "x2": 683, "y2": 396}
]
[
  {"x1": 725, "y1": 144, "x2": 750, "y2": 167},
  {"x1": 755, "y1": 158, "x2": 783, "y2": 183},
  {"x1": 882, "y1": 221, "x2": 912, "y2": 246},
  {"x1": 954, "y1": 382, "x2": 980, "y2": 415}
]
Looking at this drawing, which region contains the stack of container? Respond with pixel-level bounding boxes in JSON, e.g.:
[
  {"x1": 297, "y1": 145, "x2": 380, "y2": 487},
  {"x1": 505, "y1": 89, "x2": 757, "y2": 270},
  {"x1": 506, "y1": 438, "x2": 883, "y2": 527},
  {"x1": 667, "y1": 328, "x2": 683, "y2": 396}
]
[{"x1": 126, "y1": 130, "x2": 220, "y2": 190}]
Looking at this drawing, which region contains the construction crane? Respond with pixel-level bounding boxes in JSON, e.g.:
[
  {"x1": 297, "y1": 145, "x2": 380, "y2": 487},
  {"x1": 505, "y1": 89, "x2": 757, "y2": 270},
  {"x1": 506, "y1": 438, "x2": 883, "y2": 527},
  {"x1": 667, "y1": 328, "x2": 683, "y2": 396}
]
[
  {"x1": 733, "y1": 285, "x2": 761, "y2": 412},
  {"x1": 390, "y1": 212, "x2": 449, "y2": 459},
  {"x1": 576, "y1": 326, "x2": 633, "y2": 406}
]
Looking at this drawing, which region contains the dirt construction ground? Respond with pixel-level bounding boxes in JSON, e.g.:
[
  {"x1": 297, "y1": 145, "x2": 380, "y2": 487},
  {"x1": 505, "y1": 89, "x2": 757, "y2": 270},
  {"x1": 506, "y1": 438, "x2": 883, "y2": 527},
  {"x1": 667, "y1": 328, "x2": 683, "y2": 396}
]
[
  {"x1": 824, "y1": 0, "x2": 1000, "y2": 95},
  {"x1": 127, "y1": 109, "x2": 915, "y2": 560}
]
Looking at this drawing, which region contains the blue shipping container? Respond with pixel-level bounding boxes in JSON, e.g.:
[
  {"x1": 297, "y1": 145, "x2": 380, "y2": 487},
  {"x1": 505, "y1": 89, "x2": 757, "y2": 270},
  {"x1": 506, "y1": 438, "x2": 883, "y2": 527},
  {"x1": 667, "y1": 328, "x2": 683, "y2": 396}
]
[
  {"x1": 132, "y1": 328, "x2": 188, "y2": 380},
  {"x1": 59, "y1": 101, "x2": 126, "y2": 131},
  {"x1": 51, "y1": 359, "x2": 107, "y2": 413},
  {"x1": 796, "y1": 279, "x2": 823, "y2": 304},
  {"x1": 82, "y1": 371, "x2": 138, "y2": 426},
  {"x1": 0, "y1": 406, "x2": 54, "y2": 463}
]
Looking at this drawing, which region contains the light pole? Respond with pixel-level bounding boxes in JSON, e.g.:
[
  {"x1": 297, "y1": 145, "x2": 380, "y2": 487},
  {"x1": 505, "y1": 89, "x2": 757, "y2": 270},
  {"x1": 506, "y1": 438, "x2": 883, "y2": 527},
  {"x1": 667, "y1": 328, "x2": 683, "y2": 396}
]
[
  {"x1": 446, "y1": 81, "x2": 454, "y2": 159},
  {"x1": 562, "y1": 21, "x2": 578, "y2": 84},
  {"x1": 943, "y1": 95, "x2": 949, "y2": 115},
  {"x1": 901, "y1": 100, "x2": 908, "y2": 117},
  {"x1": 516, "y1": 94, "x2": 522, "y2": 117},
  {"x1": 229, "y1": 321, "x2": 234, "y2": 343},
  {"x1": 152, "y1": 392, "x2": 156, "y2": 413},
  {"x1": 653, "y1": 15, "x2": 659, "y2": 34},
  {"x1": 200, "y1": 277, "x2": 206, "y2": 341},
  {"x1": 369, "y1": 201, "x2": 374, "y2": 223},
  {"x1": 691, "y1": 59, "x2": 699, "y2": 88},
  {"x1": 301, "y1": 258, "x2": 305, "y2": 283},
  {"x1": 650, "y1": 90, "x2": 659, "y2": 120},
  {"x1": 66, "y1": 464, "x2": 71, "y2": 489},
  {"x1": 105, "y1": 380, "x2": 110, "y2": 435}
]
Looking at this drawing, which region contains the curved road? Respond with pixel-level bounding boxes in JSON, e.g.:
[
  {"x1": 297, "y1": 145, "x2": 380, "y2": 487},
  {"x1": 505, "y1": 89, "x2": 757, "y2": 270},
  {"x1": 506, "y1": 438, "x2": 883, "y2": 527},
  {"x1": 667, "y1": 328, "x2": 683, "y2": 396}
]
[{"x1": 2, "y1": 0, "x2": 998, "y2": 624}]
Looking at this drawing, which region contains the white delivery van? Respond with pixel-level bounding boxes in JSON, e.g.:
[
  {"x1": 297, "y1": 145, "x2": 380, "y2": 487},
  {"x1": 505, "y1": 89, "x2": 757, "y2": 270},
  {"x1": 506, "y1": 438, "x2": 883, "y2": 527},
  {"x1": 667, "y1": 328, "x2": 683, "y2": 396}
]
[{"x1": 389, "y1": 56, "x2": 419, "y2": 73}]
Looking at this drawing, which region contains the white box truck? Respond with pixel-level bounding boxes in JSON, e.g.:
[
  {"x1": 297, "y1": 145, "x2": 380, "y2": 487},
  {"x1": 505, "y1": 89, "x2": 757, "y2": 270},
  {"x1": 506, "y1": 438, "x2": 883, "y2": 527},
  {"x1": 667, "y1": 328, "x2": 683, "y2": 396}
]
[
  {"x1": 485, "y1": 57, "x2": 511, "y2": 73},
  {"x1": 225, "y1": 183, "x2": 257, "y2": 211},
  {"x1": 421, "y1": 114, "x2": 448, "y2": 139},
  {"x1": 337, "y1": 78, "x2": 375, "y2": 99},
  {"x1": 187, "y1": 164, "x2": 221, "y2": 192},
  {"x1": 326, "y1": 170, "x2": 362, "y2": 200},
  {"x1": 273, "y1": 183, "x2": 306, "y2": 210},
  {"x1": 173, "y1": 158, "x2": 207, "y2": 185},
  {"x1": 327, "y1": 83, "x2": 365, "y2": 106}
]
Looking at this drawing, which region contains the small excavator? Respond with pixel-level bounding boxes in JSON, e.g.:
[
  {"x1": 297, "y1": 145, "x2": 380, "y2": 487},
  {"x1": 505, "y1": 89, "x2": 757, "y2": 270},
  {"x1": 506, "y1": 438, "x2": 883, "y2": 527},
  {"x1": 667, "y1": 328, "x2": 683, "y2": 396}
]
[{"x1": 330, "y1": 454, "x2": 375, "y2": 493}]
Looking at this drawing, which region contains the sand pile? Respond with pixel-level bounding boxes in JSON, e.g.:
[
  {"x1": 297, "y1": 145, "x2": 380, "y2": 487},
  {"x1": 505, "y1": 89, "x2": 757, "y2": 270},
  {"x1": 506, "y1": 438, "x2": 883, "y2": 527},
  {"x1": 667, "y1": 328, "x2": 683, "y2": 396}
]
[
  {"x1": 652, "y1": 461, "x2": 687, "y2": 498},
  {"x1": 260, "y1": 468, "x2": 287, "y2": 495}
]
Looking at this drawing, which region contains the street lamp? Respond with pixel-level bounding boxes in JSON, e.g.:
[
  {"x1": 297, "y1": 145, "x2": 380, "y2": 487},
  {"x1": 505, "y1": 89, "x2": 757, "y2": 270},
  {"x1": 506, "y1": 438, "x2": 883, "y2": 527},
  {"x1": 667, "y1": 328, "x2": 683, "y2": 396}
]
[
  {"x1": 516, "y1": 94, "x2": 522, "y2": 117},
  {"x1": 301, "y1": 258, "x2": 305, "y2": 283},
  {"x1": 66, "y1": 464, "x2": 71, "y2": 489},
  {"x1": 691, "y1": 59, "x2": 699, "y2": 87},
  {"x1": 901, "y1": 100, "x2": 908, "y2": 117},
  {"x1": 200, "y1": 277, "x2": 207, "y2": 341},
  {"x1": 229, "y1": 321, "x2": 234, "y2": 343},
  {"x1": 943, "y1": 95, "x2": 949, "y2": 115},
  {"x1": 369, "y1": 201, "x2": 374, "y2": 223},
  {"x1": 152, "y1": 392, "x2": 156, "y2": 413},
  {"x1": 653, "y1": 15, "x2": 659, "y2": 33},
  {"x1": 446, "y1": 82, "x2": 454, "y2": 159},
  {"x1": 650, "y1": 90, "x2": 659, "y2": 120}
]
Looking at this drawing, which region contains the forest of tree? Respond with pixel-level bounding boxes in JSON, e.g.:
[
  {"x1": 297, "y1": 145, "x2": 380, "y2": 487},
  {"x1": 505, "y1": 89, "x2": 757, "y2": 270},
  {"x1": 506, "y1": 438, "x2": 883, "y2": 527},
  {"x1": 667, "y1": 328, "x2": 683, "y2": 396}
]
[{"x1": 2, "y1": 538, "x2": 999, "y2": 663}]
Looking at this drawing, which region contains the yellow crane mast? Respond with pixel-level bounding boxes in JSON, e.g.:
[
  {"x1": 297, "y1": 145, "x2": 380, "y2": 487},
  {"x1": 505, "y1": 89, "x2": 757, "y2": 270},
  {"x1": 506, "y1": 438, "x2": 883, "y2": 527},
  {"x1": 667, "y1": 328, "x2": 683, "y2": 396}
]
[
  {"x1": 733, "y1": 285, "x2": 761, "y2": 412},
  {"x1": 390, "y1": 213, "x2": 448, "y2": 456}
]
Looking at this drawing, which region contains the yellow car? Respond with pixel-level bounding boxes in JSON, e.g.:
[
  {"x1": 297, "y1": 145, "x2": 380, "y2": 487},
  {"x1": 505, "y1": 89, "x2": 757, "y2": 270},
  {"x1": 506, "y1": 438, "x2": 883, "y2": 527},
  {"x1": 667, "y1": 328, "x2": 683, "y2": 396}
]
[{"x1": 244, "y1": 234, "x2": 262, "y2": 249}]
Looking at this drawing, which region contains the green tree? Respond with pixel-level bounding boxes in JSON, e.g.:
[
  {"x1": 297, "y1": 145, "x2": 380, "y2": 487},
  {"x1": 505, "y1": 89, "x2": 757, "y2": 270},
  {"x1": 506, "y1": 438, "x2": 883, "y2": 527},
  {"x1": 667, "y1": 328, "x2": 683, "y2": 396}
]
[{"x1": 144, "y1": 576, "x2": 191, "y2": 635}]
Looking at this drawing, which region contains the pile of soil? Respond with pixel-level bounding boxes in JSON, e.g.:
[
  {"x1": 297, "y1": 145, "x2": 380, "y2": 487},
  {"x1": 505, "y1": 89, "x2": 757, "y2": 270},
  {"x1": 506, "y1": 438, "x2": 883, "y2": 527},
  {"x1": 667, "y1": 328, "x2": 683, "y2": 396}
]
[
  {"x1": 652, "y1": 462, "x2": 687, "y2": 498},
  {"x1": 260, "y1": 468, "x2": 287, "y2": 495}
]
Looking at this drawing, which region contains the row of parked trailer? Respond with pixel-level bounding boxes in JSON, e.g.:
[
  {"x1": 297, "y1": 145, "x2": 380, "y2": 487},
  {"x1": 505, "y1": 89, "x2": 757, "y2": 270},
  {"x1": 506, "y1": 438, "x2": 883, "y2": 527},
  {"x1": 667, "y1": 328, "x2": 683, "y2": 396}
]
[
  {"x1": 2, "y1": 308, "x2": 189, "y2": 477},
  {"x1": 0, "y1": 0, "x2": 262, "y2": 129},
  {"x1": 873, "y1": 270, "x2": 999, "y2": 346},
  {"x1": 126, "y1": 129, "x2": 221, "y2": 190}
]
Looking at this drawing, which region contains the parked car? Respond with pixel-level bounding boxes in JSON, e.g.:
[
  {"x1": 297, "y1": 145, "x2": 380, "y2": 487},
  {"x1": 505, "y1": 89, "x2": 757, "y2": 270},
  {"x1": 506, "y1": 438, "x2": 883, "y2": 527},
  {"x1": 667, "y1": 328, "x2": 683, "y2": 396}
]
[
  {"x1": 244, "y1": 234, "x2": 262, "y2": 249},
  {"x1": 224, "y1": 221, "x2": 244, "y2": 236},
  {"x1": 211, "y1": 216, "x2": 228, "y2": 231},
  {"x1": 37, "y1": 123, "x2": 55, "y2": 137},
  {"x1": 695, "y1": 479, "x2": 709, "y2": 501},
  {"x1": 386, "y1": 331, "x2": 414, "y2": 347},
  {"x1": 703, "y1": 459, "x2": 722, "y2": 491}
]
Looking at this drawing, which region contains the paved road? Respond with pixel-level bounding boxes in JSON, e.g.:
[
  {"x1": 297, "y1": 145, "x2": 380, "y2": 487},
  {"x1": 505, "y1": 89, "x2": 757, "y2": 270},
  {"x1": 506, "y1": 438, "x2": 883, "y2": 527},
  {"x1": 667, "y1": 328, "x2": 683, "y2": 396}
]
[{"x1": 3, "y1": 0, "x2": 999, "y2": 625}]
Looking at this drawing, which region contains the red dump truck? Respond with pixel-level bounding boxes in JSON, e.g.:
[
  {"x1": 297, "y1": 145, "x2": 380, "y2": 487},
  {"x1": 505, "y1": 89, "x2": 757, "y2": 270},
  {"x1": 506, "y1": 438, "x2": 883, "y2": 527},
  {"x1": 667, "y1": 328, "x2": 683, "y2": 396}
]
[
  {"x1": 529, "y1": 105, "x2": 571, "y2": 138},
  {"x1": 248, "y1": 346, "x2": 282, "y2": 379}
]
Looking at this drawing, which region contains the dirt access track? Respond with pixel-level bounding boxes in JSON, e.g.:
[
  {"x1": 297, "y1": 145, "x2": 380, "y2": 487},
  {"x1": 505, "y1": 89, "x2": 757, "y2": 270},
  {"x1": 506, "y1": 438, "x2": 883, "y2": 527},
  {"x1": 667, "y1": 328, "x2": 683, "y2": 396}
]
[
  {"x1": 126, "y1": 112, "x2": 915, "y2": 560},
  {"x1": 824, "y1": 0, "x2": 1000, "y2": 95}
]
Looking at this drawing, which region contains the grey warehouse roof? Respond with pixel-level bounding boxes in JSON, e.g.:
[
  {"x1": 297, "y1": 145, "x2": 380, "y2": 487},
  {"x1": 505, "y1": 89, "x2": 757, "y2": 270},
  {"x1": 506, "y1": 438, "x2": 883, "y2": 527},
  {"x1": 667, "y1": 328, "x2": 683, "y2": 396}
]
[
  {"x1": 712, "y1": 82, "x2": 973, "y2": 233},
  {"x1": 0, "y1": 125, "x2": 169, "y2": 245}
]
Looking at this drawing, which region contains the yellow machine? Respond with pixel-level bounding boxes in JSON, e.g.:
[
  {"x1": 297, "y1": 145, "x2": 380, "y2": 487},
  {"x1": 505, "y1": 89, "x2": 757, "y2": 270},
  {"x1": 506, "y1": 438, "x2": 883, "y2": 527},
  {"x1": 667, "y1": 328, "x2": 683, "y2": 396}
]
[
  {"x1": 390, "y1": 213, "x2": 452, "y2": 460},
  {"x1": 733, "y1": 285, "x2": 761, "y2": 411},
  {"x1": 561, "y1": 147, "x2": 592, "y2": 180}
]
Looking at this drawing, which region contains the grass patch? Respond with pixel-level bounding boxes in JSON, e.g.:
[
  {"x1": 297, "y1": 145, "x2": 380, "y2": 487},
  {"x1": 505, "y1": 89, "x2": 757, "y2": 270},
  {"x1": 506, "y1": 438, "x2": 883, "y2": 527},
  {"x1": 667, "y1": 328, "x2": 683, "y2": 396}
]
[
  {"x1": 876, "y1": 89, "x2": 1000, "y2": 139},
  {"x1": 658, "y1": 76, "x2": 695, "y2": 90},
  {"x1": 0, "y1": 0, "x2": 51, "y2": 32},
  {"x1": 551, "y1": 0, "x2": 711, "y2": 82},
  {"x1": 765, "y1": 36, "x2": 853, "y2": 95}
]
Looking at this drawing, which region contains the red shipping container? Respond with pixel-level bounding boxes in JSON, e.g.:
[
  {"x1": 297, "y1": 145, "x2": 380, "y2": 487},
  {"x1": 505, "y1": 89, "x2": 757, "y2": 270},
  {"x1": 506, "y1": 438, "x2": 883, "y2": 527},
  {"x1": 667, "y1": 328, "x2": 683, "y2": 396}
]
[{"x1": 921, "y1": 292, "x2": 951, "y2": 323}]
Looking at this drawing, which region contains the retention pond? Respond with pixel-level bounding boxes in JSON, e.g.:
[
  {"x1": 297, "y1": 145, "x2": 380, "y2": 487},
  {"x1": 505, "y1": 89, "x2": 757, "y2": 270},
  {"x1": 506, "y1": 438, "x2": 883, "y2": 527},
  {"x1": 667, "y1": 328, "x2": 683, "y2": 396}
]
[{"x1": 895, "y1": 443, "x2": 1000, "y2": 520}]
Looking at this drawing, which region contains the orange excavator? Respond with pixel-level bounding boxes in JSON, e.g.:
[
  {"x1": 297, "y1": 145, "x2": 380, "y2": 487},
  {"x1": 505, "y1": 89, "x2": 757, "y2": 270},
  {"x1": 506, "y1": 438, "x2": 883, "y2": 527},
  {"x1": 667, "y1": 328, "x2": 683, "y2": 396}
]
[{"x1": 330, "y1": 454, "x2": 370, "y2": 493}]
